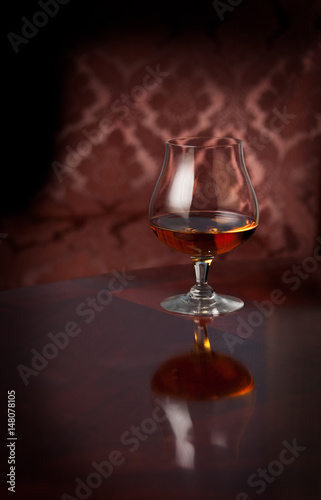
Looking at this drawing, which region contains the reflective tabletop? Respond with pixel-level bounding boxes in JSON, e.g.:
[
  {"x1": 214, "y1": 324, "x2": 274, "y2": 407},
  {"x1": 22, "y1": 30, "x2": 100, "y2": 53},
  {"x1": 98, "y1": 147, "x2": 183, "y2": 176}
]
[{"x1": 1, "y1": 256, "x2": 321, "y2": 500}]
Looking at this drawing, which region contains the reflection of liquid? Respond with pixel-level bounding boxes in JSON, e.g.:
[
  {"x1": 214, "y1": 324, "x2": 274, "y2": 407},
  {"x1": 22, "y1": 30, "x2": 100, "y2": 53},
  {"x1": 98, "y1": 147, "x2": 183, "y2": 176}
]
[
  {"x1": 151, "y1": 315, "x2": 255, "y2": 469},
  {"x1": 152, "y1": 316, "x2": 254, "y2": 400},
  {"x1": 151, "y1": 350, "x2": 254, "y2": 400}
]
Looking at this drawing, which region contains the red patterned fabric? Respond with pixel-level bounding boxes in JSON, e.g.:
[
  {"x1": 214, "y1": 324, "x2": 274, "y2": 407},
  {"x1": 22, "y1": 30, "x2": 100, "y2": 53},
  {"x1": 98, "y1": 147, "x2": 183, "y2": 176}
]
[{"x1": 1, "y1": 1, "x2": 320, "y2": 289}]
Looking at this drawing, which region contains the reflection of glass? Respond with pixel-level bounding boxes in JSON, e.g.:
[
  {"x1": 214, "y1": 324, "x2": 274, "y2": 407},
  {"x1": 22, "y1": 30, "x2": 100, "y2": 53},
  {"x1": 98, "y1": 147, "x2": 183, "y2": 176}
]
[
  {"x1": 149, "y1": 137, "x2": 259, "y2": 316},
  {"x1": 151, "y1": 315, "x2": 255, "y2": 469},
  {"x1": 151, "y1": 316, "x2": 254, "y2": 400}
]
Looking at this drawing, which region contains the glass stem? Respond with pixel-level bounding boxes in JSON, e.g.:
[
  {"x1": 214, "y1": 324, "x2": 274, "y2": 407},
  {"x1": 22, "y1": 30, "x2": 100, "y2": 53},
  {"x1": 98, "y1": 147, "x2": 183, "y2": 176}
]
[{"x1": 189, "y1": 259, "x2": 215, "y2": 300}]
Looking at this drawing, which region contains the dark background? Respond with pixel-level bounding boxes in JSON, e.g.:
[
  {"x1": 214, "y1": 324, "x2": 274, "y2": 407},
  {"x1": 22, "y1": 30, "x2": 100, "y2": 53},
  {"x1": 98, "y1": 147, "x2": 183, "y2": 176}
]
[
  {"x1": 4, "y1": 0, "x2": 319, "y2": 214},
  {"x1": 3, "y1": 0, "x2": 224, "y2": 214}
]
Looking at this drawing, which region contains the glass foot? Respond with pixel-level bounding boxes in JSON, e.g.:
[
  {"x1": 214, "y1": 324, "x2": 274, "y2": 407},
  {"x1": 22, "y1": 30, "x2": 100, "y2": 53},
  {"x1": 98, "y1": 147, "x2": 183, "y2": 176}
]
[{"x1": 160, "y1": 292, "x2": 244, "y2": 316}]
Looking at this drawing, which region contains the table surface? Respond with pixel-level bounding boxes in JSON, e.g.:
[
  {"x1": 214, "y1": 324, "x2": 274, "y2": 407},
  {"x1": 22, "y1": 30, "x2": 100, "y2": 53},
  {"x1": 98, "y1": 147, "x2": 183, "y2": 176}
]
[{"x1": 1, "y1": 257, "x2": 321, "y2": 500}]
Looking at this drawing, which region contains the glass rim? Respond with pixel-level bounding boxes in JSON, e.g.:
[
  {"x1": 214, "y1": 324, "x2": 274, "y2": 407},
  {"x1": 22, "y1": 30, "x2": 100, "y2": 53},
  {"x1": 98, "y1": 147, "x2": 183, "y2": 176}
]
[{"x1": 166, "y1": 136, "x2": 242, "y2": 148}]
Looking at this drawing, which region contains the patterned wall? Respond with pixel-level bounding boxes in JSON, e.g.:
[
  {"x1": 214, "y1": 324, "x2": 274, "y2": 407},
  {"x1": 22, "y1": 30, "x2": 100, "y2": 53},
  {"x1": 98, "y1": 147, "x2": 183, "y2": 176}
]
[{"x1": 1, "y1": 1, "x2": 320, "y2": 289}]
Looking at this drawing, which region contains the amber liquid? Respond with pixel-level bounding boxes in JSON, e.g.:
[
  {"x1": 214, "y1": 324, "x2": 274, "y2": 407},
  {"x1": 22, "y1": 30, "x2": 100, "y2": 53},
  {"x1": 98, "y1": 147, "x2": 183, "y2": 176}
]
[{"x1": 150, "y1": 211, "x2": 257, "y2": 258}]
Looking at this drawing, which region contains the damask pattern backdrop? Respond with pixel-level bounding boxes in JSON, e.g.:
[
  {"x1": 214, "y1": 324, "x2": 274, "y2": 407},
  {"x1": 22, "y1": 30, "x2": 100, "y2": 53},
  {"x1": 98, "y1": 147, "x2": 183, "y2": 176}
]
[{"x1": 1, "y1": 0, "x2": 320, "y2": 289}]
